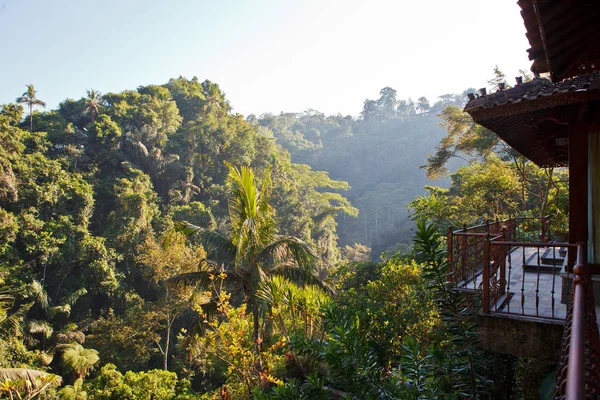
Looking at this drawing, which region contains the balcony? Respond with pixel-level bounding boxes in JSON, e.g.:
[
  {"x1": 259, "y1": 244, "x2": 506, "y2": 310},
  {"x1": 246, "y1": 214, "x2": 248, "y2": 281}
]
[
  {"x1": 447, "y1": 216, "x2": 571, "y2": 320},
  {"x1": 447, "y1": 217, "x2": 600, "y2": 398}
]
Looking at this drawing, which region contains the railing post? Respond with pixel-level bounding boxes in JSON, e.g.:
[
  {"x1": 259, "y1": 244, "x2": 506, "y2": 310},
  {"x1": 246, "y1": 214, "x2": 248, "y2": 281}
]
[
  {"x1": 482, "y1": 233, "x2": 490, "y2": 313},
  {"x1": 447, "y1": 226, "x2": 453, "y2": 283},
  {"x1": 566, "y1": 243, "x2": 586, "y2": 399},
  {"x1": 511, "y1": 215, "x2": 517, "y2": 241},
  {"x1": 461, "y1": 225, "x2": 467, "y2": 281},
  {"x1": 499, "y1": 227, "x2": 506, "y2": 295}
]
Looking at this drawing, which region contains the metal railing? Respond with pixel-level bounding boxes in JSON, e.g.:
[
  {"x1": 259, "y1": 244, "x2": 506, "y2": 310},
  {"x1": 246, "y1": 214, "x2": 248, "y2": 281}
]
[
  {"x1": 554, "y1": 244, "x2": 600, "y2": 399},
  {"x1": 481, "y1": 240, "x2": 575, "y2": 319},
  {"x1": 447, "y1": 216, "x2": 551, "y2": 286},
  {"x1": 447, "y1": 220, "x2": 600, "y2": 397}
]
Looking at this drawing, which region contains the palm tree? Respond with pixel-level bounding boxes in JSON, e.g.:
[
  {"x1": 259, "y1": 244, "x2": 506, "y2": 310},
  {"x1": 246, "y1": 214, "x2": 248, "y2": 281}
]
[
  {"x1": 172, "y1": 162, "x2": 318, "y2": 357},
  {"x1": 83, "y1": 89, "x2": 102, "y2": 123},
  {"x1": 60, "y1": 343, "x2": 99, "y2": 381},
  {"x1": 16, "y1": 84, "x2": 46, "y2": 132}
]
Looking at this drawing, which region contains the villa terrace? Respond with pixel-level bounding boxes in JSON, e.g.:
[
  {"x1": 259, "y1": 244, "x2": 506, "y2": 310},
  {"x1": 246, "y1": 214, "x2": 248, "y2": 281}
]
[{"x1": 447, "y1": 216, "x2": 576, "y2": 320}]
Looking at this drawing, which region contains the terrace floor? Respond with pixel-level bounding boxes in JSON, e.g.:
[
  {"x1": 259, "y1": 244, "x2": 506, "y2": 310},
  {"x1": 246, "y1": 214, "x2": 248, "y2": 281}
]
[
  {"x1": 463, "y1": 246, "x2": 600, "y2": 321},
  {"x1": 461, "y1": 246, "x2": 569, "y2": 319}
]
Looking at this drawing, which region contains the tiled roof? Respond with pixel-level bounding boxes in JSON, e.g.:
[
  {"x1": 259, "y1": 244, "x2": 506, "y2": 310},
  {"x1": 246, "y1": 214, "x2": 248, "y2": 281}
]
[
  {"x1": 464, "y1": 72, "x2": 600, "y2": 118},
  {"x1": 462, "y1": 72, "x2": 600, "y2": 168}
]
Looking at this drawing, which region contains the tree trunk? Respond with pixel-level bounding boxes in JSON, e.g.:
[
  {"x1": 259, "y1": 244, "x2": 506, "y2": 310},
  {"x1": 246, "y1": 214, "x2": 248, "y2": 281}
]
[
  {"x1": 164, "y1": 321, "x2": 170, "y2": 370},
  {"x1": 163, "y1": 286, "x2": 170, "y2": 370},
  {"x1": 29, "y1": 104, "x2": 33, "y2": 132},
  {"x1": 252, "y1": 306, "x2": 263, "y2": 371}
]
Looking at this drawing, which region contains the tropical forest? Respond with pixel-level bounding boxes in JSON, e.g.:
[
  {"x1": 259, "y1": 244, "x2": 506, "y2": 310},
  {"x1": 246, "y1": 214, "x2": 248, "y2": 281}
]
[{"x1": 0, "y1": 62, "x2": 571, "y2": 400}]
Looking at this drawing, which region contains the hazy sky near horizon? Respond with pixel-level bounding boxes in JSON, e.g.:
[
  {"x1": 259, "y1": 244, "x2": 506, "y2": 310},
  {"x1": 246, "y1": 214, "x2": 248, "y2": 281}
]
[{"x1": 0, "y1": 0, "x2": 530, "y2": 117}]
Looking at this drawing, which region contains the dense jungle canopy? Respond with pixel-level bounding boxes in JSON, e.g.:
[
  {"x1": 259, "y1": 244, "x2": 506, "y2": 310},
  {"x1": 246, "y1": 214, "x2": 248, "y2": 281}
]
[{"x1": 0, "y1": 73, "x2": 567, "y2": 399}]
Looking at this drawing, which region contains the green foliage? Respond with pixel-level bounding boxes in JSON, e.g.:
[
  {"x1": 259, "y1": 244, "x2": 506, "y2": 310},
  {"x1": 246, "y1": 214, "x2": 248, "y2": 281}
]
[
  {"x1": 86, "y1": 306, "x2": 162, "y2": 372},
  {"x1": 60, "y1": 343, "x2": 99, "y2": 380},
  {"x1": 399, "y1": 337, "x2": 435, "y2": 399},
  {"x1": 0, "y1": 368, "x2": 62, "y2": 400},
  {"x1": 292, "y1": 303, "x2": 402, "y2": 399},
  {"x1": 410, "y1": 160, "x2": 569, "y2": 233},
  {"x1": 59, "y1": 378, "x2": 87, "y2": 400},
  {"x1": 173, "y1": 162, "x2": 322, "y2": 363},
  {"x1": 257, "y1": 276, "x2": 331, "y2": 342},
  {"x1": 85, "y1": 364, "x2": 194, "y2": 400},
  {"x1": 1, "y1": 76, "x2": 521, "y2": 399},
  {"x1": 333, "y1": 259, "x2": 438, "y2": 362},
  {"x1": 185, "y1": 290, "x2": 286, "y2": 399},
  {"x1": 172, "y1": 202, "x2": 215, "y2": 229},
  {"x1": 0, "y1": 289, "x2": 32, "y2": 340},
  {"x1": 414, "y1": 220, "x2": 489, "y2": 398}
]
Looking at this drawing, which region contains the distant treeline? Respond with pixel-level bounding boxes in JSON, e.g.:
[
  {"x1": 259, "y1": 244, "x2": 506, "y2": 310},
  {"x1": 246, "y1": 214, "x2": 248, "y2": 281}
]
[{"x1": 254, "y1": 88, "x2": 469, "y2": 256}]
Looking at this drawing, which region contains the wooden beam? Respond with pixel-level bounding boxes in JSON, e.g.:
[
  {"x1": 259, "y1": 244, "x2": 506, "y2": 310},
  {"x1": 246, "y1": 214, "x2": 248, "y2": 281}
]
[
  {"x1": 532, "y1": 0, "x2": 553, "y2": 81},
  {"x1": 568, "y1": 114, "x2": 589, "y2": 265}
]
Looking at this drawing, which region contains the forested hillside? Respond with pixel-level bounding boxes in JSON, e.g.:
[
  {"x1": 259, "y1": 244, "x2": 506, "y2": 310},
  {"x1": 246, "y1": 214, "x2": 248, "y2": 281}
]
[
  {"x1": 0, "y1": 74, "x2": 565, "y2": 399},
  {"x1": 0, "y1": 79, "x2": 360, "y2": 396},
  {"x1": 256, "y1": 89, "x2": 467, "y2": 257}
]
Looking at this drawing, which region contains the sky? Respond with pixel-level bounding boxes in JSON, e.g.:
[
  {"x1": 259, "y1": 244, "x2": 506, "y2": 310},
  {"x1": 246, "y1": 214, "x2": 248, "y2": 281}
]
[{"x1": 0, "y1": 0, "x2": 531, "y2": 117}]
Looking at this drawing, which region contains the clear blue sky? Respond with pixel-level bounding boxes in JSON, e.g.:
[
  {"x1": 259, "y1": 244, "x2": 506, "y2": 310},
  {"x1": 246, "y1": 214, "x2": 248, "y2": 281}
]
[{"x1": 0, "y1": 0, "x2": 530, "y2": 116}]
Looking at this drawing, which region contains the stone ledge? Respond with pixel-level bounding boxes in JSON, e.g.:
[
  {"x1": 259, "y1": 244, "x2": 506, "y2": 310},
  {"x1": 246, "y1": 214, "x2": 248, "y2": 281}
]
[{"x1": 477, "y1": 313, "x2": 564, "y2": 361}]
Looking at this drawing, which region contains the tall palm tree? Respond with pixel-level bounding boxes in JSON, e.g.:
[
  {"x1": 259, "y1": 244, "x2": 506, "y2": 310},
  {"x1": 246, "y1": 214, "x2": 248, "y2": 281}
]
[
  {"x1": 83, "y1": 89, "x2": 102, "y2": 123},
  {"x1": 16, "y1": 84, "x2": 46, "y2": 132},
  {"x1": 172, "y1": 162, "x2": 318, "y2": 356}
]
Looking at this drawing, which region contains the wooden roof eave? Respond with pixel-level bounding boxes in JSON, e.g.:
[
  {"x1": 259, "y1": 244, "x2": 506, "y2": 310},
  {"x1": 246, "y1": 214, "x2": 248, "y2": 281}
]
[{"x1": 519, "y1": 0, "x2": 600, "y2": 82}]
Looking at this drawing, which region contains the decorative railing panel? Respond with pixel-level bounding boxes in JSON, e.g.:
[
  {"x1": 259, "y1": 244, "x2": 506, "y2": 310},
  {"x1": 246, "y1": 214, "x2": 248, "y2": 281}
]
[
  {"x1": 447, "y1": 220, "x2": 600, "y2": 397},
  {"x1": 554, "y1": 244, "x2": 600, "y2": 399},
  {"x1": 447, "y1": 216, "x2": 551, "y2": 287},
  {"x1": 483, "y1": 241, "x2": 574, "y2": 319}
]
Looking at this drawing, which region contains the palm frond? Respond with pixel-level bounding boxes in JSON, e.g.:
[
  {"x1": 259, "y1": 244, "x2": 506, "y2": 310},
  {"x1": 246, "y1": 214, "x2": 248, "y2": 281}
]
[
  {"x1": 270, "y1": 263, "x2": 333, "y2": 295},
  {"x1": 258, "y1": 236, "x2": 317, "y2": 273},
  {"x1": 27, "y1": 320, "x2": 54, "y2": 339},
  {"x1": 56, "y1": 331, "x2": 85, "y2": 344},
  {"x1": 236, "y1": 217, "x2": 260, "y2": 260},
  {"x1": 29, "y1": 280, "x2": 49, "y2": 310},
  {"x1": 171, "y1": 221, "x2": 236, "y2": 264},
  {"x1": 0, "y1": 368, "x2": 62, "y2": 388},
  {"x1": 63, "y1": 288, "x2": 87, "y2": 306},
  {"x1": 61, "y1": 343, "x2": 99, "y2": 377},
  {"x1": 166, "y1": 270, "x2": 213, "y2": 288},
  {"x1": 49, "y1": 304, "x2": 71, "y2": 318},
  {"x1": 0, "y1": 301, "x2": 32, "y2": 338},
  {"x1": 225, "y1": 161, "x2": 258, "y2": 229}
]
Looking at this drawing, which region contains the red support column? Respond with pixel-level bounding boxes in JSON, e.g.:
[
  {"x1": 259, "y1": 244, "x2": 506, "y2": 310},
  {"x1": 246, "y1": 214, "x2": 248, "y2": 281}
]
[{"x1": 568, "y1": 116, "x2": 588, "y2": 266}]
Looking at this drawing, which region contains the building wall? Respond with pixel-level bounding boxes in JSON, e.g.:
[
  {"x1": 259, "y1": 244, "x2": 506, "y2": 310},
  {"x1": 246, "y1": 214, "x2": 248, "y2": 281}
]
[{"x1": 477, "y1": 314, "x2": 564, "y2": 361}]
